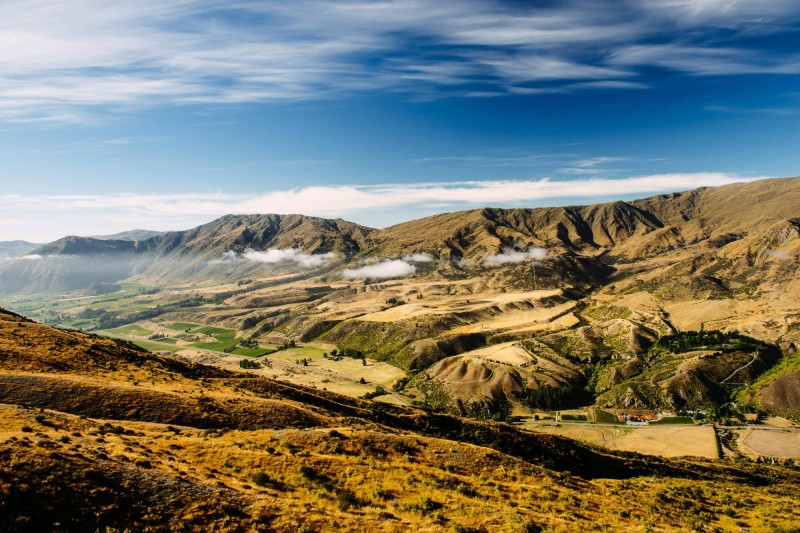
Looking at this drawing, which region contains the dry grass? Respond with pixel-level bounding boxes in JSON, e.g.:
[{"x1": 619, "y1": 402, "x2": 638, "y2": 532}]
[{"x1": 2, "y1": 307, "x2": 800, "y2": 531}]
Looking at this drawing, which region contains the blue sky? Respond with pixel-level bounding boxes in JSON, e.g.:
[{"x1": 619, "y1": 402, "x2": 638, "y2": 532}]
[{"x1": 0, "y1": 0, "x2": 799, "y2": 241}]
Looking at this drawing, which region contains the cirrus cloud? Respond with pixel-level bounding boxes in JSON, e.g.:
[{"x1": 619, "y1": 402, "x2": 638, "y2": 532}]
[{"x1": 0, "y1": 1, "x2": 799, "y2": 122}]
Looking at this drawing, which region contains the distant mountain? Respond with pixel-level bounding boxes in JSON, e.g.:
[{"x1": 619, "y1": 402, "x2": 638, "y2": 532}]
[
  {"x1": 0, "y1": 240, "x2": 41, "y2": 261},
  {"x1": 2, "y1": 176, "x2": 799, "y2": 419},
  {"x1": 1, "y1": 176, "x2": 798, "y2": 294},
  {"x1": 0, "y1": 214, "x2": 378, "y2": 293},
  {"x1": 90, "y1": 229, "x2": 165, "y2": 241}
]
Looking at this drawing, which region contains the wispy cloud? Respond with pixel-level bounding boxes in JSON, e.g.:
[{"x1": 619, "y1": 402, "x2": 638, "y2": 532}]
[
  {"x1": 705, "y1": 105, "x2": 799, "y2": 116},
  {"x1": 0, "y1": 1, "x2": 798, "y2": 121}
]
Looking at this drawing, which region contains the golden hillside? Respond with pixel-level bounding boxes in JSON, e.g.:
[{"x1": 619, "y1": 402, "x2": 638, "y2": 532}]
[{"x1": 1, "y1": 308, "x2": 800, "y2": 531}]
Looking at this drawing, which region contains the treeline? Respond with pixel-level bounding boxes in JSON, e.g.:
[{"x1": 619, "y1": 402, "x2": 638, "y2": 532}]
[
  {"x1": 655, "y1": 329, "x2": 764, "y2": 354},
  {"x1": 516, "y1": 384, "x2": 592, "y2": 411},
  {"x1": 328, "y1": 348, "x2": 365, "y2": 360},
  {"x1": 456, "y1": 398, "x2": 512, "y2": 422}
]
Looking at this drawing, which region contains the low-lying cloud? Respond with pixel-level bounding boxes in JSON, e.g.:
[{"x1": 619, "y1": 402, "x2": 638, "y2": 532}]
[
  {"x1": 207, "y1": 250, "x2": 242, "y2": 265},
  {"x1": 483, "y1": 247, "x2": 547, "y2": 267},
  {"x1": 402, "y1": 252, "x2": 435, "y2": 263},
  {"x1": 242, "y1": 248, "x2": 337, "y2": 269},
  {"x1": 763, "y1": 249, "x2": 793, "y2": 260},
  {"x1": 342, "y1": 260, "x2": 416, "y2": 279},
  {"x1": 19, "y1": 254, "x2": 43, "y2": 260}
]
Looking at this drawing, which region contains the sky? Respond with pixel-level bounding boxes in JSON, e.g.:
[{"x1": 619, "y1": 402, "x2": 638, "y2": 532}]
[{"x1": 0, "y1": 0, "x2": 799, "y2": 242}]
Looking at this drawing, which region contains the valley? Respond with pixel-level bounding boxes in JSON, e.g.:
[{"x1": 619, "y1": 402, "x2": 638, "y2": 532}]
[
  {"x1": 2, "y1": 305, "x2": 800, "y2": 531},
  {"x1": 2, "y1": 178, "x2": 799, "y2": 467}
]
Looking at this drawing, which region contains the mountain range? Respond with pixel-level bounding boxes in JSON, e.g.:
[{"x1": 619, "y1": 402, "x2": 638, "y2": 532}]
[{"x1": 1, "y1": 176, "x2": 799, "y2": 419}]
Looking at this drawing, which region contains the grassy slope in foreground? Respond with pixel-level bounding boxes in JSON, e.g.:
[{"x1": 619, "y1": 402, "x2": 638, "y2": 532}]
[{"x1": 0, "y1": 308, "x2": 799, "y2": 531}]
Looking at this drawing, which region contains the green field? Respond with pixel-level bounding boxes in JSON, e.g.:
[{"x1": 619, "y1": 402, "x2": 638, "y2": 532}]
[
  {"x1": 165, "y1": 322, "x2": 199, "y2": 331},
  {"x1": 105, "y1": 324, "x2": 153, "y2": 337},
  {"x1": 189, "y1": 328, "x2": 239, "y2": 352},
  {"x1": 130, "y1": 340, "x2": 183, "y2": 353},
  {"x1": 592, "y1": 408, "x2": 625, "y2": 425},
  {"x1": 195, "y1": 326, "x2": 232, "y2": 335}
]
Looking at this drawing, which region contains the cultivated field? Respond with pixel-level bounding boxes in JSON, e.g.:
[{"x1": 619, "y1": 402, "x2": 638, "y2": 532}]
[
  {"x1": 529, "y1": 424, "x2": 720, "y2": 459},
  {"x1": 740, "y1": 429, "x2": 800, "y2": 458}
]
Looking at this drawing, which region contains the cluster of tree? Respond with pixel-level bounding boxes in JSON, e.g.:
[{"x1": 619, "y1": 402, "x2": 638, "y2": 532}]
[
  {"x1": 236, "y1": 279, "x2": 253, "y2": 286},
  {"x1": 516, "y1": 383, "x2": 592, "y2": 411},
  {"x1": 655, "y1": 329, "x2": 764, "y2": 354},
  {"x1": 138, "y1": 287, "x2": 161, "y2": 295},
  {"x1": 277, "y1": 339, "x2": 296, "y2": 351},
  {"x1": 456, "y1": 398, "x2": 512, "y2": 422},
  {"x1": 239, "y1": 359, "x2": 261, "y2": 369},
  {"x1": 295, "y1": 358, "x2": 310, "y2": 366},
  {"x1": 334, "y1": 347, "x2": 365, "y2": 359},
  {"x1": 148, "y1": 333, "x2": 167, "y2": 340},
  {"x1": 77, "y1": 308, "x2": 108, "y2": 319},
  {"x1": 239, "y1": 338, "x2": 259, "y2": 348},
  {"x1": 385, "y1": 297, "x2": 405, "y2": 307},
  {"x1": 361, "y1": 385, "x2": 387, "y2": 400}
]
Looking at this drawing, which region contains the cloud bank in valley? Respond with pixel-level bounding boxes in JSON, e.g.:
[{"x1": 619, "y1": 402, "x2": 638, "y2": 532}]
[
  {"x1": 483, "y1": 247, "x2": 547, "y2": 267},
  {"x1": 243, "y1": 249, "x2": 338, "y2": 268},
  {"x1": 209, "y1": 248, "x2": 338, "y2": 268},
  {"x1": 402, "y1": 252, "x2": 435, "y2": 263},
  {"x1": 342, "y1": 260, "x2": 416, "y2": 279}
]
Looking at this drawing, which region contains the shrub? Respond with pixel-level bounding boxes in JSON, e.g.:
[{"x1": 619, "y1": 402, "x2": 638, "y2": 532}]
[
  {"x1": 336, "y1": 488, "x2": 360, "y2": 511},
  {"x1": 250, "y1": 470, "x2": 274, "y2": 487}
]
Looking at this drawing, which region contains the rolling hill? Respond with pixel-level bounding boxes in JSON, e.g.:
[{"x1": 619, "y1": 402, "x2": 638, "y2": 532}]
[
  {"x1": 1, "y1": 307, "x2": 799, "y2": 531},
  {"x1": 1, "y1": 176, "x2": 799, "y2": 419}
]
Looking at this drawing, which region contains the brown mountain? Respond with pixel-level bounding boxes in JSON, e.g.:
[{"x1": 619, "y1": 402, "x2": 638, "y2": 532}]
[{"x1": 2, "y1": 177, "x2": 799, "y2": 417}]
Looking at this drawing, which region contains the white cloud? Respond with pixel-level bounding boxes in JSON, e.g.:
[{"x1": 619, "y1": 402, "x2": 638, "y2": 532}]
[
  {"x1": 207, "y1": 250, "x2": 241, "y2": 265},
  {"x1": 402, "y1": 252, "x2": 435, "y2": 263},
  {"x1": 242, "y1": 248, "x2": 337, "y2": 268},
  {"x1": 0, "y1": 173, "x2": 770, "y2": 241},
  {"x1": 19, "y1": 254, "x2": 43, "y2": 260},
  {"x1": 763, "y1": 249, "x2": 792, "y2": 260},
  {"x1": 608, "y1": 44, "x2": 800, "y2": 76},
  {"x1": 342, "y1": 260, "x2": 416, "y2": 279},
  {"x1": 0, "y1": 1, "x2": 798, "y2": 121},
  {"x1": 483, "y1": 248, "x2": 547, "y2": 267}
]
